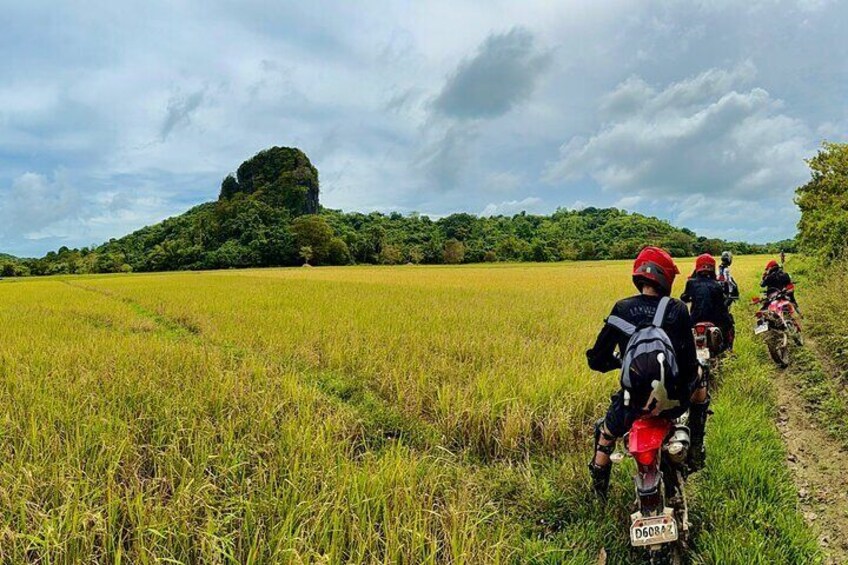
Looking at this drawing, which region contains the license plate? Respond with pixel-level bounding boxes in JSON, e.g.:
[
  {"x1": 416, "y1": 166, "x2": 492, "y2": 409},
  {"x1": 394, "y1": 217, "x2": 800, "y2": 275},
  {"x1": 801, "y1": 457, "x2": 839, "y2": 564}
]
[
  {"x1": 696, "y1": 348, "x2": 710, "y2": 362},
  {"x1": 630, "y1": 514, "x2": 678, "y2": 547},
  {"x1": 755, "y1": 323, "x2": 769, "y2": 335}
]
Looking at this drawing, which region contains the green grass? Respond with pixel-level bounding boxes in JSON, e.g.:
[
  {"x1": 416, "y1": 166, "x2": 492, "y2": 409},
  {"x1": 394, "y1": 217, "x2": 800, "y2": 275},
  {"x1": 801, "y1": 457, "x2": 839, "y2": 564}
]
[
  {"x1": 0, "y1": 258, "x2": 821, "y2": 563},
  {"x1": 781, "y1": 257, "x2": 848, "y2": 447},
  {"x1": 693, "y1": 337, "x2": 820, "y2": 563}
]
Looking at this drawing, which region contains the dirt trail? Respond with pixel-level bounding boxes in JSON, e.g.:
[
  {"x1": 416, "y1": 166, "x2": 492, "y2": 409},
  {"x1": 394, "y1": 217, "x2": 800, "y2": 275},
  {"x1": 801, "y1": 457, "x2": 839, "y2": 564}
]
[{"x1": 775, "y1": 358, "x2": 848, "y2": 564}]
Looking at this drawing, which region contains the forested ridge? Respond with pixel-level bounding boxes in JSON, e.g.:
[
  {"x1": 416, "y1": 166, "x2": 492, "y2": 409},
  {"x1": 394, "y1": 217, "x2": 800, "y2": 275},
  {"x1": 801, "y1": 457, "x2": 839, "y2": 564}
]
[{"x1": 1, "y1": 146, "x2": 793, "y2": 277}]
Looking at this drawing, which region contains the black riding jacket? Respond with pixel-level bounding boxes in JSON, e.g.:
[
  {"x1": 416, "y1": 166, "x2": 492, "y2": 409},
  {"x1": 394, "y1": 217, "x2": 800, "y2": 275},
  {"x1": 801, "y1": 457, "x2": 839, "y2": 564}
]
[
  {"x1": 761, "y1": 269, "x2": 792, "y2": 292},
  {"x1": 586, "y1": 294, "x2": 699, "y2": 396},
  {"x1": 761, "y1": 269, "x2": 798, "y2": 307},
  {"x1": 681, "y1": 275, "x2": 733, "y2": 329}
]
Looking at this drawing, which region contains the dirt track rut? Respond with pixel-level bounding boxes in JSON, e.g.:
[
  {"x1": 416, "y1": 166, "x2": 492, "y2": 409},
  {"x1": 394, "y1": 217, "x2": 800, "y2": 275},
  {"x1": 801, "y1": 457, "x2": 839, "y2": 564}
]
[{"x1": 775, "y1": 364, "x2": 848, "y2": 564}]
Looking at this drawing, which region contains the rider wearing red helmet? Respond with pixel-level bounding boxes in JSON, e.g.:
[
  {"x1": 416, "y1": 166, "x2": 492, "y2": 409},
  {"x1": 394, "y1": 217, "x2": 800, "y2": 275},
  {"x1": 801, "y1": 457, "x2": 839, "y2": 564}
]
[
  {"x1": 761, "y1": 259, "x2": 798, "y2": 310},
  {"x1": 681, "y1": 254, "x2": 734, "y2": 350},
  {"x1": 586, "y1": 247, "x2": 707, "y2": 497}
]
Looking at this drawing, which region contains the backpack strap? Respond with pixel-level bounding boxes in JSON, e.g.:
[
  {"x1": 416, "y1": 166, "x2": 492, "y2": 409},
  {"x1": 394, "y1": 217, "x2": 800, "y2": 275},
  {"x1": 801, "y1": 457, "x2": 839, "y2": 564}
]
[
  {"x1": 652, "y1": 296, "x2": 670, "y2": 327},
  {"x1": 606, "y1": 315, "x2": 636, "y2": 336}
]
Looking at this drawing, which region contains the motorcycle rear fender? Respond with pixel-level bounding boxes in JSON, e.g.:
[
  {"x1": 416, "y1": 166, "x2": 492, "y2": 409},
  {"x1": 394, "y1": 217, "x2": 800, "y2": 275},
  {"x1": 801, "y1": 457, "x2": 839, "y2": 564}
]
[
  {"x1": 628, "y1": 417, "x2": 672, "y2": 455},
  {"x1": 635, "y1": 461, "x2": 663, "y2": 514},
  {"x1": 768, "y1": 300, "x2": 790, "y2": 313}
]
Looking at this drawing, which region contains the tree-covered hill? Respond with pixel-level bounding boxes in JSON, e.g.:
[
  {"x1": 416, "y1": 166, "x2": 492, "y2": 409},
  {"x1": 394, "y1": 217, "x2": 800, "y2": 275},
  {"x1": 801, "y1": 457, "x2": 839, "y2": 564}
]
[{"x1": 1, "y1": 146, "x2": 793, "y2": 276}]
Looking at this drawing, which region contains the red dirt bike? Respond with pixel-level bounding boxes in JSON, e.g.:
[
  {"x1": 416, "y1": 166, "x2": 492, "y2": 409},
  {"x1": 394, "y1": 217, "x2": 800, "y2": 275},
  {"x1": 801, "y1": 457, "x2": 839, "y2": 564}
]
[
  {"x1": 611, "y1": 415, "x2": 691, "y2": 564},
  {"x1": 752, "y1": 285, "x2": 803, "y2": 368},
  {"x1": 693, "y1": 322, "x2": 723, "y2": 388}
]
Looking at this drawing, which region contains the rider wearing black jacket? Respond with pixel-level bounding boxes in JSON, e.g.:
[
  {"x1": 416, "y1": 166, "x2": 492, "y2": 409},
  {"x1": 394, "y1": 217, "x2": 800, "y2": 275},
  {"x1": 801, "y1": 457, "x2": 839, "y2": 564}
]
[
  {"x1": 587, "y1": 295, "x2": 698, "y2": 407},
  {"x1": 681, "y1": 254, "x2": 734, "y2": 350},
  {"x1": 761, "y1": 260, "x2": 799, "y2": 310},
  {"x1": 585, "y1": 247, "x2": 708, "y2": 497}
]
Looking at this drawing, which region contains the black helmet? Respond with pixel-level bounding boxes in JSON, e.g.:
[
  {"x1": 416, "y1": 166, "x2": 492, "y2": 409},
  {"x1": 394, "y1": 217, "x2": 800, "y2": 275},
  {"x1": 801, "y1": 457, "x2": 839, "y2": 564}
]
[{"x1": 721, "y1": 251, "x2": 732, "y2": 266}]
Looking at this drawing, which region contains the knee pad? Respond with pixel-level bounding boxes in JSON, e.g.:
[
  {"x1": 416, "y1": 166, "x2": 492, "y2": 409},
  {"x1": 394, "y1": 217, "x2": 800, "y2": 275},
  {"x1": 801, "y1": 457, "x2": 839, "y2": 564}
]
[{"x1": 594, "y1": 418, "x2": 616, "y2": 455}]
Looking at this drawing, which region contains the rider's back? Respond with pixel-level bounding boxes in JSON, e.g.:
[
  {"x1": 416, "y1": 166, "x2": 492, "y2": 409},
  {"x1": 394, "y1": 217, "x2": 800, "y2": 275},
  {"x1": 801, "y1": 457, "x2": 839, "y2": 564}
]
[
  {"x1": 587, "y1": 294, "x2": 697, "y2": 403},
  {"x1": 681, "y1": 276, "x2": 731, "y2": 326},
  {"x1": 762, "y1": 270, "x2": 791, "y2": 291}
]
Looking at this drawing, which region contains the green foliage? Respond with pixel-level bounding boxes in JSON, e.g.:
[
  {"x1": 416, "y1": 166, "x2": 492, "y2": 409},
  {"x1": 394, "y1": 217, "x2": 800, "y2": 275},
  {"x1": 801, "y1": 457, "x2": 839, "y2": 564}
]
[
  {"x1": 443, "y1": 239, "x2": 465, "y2": 264},
  {"x1": 796, "y1": 141, "x2": 848, "y2": 258},
  {"x1": 10, "y1": 205, "x2": 794, "y2": 276},
  {"x1": 220, "y1": 146, "x2": 319, "y2": 215},
  {"x1": 327, "y1": 238, "x2": 352, "y2": 265},
  {"x1": 4, "y1": 145, "x2": 795, "y2": 277},
  {"x1": 292, "y1": 215, "x2": 334, "y2": 265}
]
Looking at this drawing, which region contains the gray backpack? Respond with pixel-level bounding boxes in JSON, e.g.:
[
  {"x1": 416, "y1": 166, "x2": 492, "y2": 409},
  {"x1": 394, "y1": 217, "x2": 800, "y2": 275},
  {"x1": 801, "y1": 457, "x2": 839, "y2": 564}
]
[{"x1": 606, "y1": 296, "x2": 681, "y2": 415}]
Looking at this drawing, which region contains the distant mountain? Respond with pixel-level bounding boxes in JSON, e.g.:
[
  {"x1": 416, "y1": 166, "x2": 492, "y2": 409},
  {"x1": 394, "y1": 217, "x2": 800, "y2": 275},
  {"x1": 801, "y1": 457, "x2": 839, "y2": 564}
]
[{"x1": 3, "y1": 146, "x2": 794, "y2": 277}]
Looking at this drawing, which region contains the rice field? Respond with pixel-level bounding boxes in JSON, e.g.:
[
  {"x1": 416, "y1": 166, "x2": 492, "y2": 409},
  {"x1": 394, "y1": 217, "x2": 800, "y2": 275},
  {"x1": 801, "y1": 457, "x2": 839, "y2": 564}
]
[{"x1": 0, "y1": 256, "x2": 819, "y2": 563}]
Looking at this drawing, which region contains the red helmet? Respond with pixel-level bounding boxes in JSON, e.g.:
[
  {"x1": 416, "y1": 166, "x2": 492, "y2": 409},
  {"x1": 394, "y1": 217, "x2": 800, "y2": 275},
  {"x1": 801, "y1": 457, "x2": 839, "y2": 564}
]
[
  {"x1": 694, "y1": 253, "x2": 716, "y2": 275},
  {"x1": 632, "y1": 246, "x2": 679, "y2": 295},
  {"x1": 765, "y1": 259, "x2": 779, "y2": 271}
]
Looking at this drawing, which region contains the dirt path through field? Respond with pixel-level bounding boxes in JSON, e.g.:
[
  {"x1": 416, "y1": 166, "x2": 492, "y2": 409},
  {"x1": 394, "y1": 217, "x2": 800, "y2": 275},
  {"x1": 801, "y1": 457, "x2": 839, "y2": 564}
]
[{"x1": 775, "y1": 357, "x2": 848, "y2": 564}]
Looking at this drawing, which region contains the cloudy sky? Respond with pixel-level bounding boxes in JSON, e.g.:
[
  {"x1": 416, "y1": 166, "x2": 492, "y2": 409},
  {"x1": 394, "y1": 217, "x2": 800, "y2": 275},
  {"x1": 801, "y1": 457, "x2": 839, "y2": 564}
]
[{"x1": 2, "y1": 0, "x2": 846, "y2": 256}]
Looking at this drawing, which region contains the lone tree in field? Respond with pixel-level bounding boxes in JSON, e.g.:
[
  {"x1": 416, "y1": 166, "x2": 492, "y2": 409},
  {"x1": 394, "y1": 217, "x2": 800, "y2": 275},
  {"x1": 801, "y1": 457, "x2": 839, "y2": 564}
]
[
  {"x1": 218, "y1": 146, "x2": 319, "y2": 215},
  {"x1": 292, "y1": 215, "x2": 334, "y2": 265},
  {"x1": 299, "y1": 246, "x2": 314, "y2": 266}
]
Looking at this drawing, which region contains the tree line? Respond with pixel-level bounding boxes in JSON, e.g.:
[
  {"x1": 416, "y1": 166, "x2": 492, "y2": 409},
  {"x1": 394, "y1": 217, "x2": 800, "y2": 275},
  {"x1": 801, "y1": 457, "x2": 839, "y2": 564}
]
[{"x1": 1, "y1": 146, "x2": 795, "y2": 277}]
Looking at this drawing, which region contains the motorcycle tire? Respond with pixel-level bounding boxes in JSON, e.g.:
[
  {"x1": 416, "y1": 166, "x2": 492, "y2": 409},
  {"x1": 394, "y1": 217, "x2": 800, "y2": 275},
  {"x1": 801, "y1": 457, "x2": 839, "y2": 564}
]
[{"x1": 767, "y1": 333, "x2": 790, "y2": 368}]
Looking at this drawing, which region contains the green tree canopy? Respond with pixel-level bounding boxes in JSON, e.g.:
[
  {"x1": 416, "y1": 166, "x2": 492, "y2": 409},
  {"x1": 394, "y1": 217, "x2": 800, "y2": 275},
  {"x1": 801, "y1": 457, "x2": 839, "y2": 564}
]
[{"x1": 796, "y1": 141, "x2": 848, "y2": 258}]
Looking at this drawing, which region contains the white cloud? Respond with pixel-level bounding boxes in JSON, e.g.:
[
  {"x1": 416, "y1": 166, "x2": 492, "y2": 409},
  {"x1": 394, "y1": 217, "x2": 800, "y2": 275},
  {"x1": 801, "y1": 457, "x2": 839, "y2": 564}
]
[
  {"x1": 615, "y1": 195, "x2": 643, "y2": 209},
  {"x1": 484, "y1": 171, "x2": 523, "y2": 194},
  {"x1": 545, "y1": 64, "x2": 813, "y2": 201},
  {"x1": 0, "y1": 172, "x2": 84, "y2": 239},
  {"x1": 481, "y1": 196, "x2": 543, "y2": 217},
  {"x1": 1, "y1": 0, "x2": 847, "y2": 253}
]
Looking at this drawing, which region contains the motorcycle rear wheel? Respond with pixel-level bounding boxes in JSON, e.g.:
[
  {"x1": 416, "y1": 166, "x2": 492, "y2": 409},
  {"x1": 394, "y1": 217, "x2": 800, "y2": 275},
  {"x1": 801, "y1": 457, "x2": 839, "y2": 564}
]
[{"x1": 766, "y1": 333, "x2": 790, "y2": 368}]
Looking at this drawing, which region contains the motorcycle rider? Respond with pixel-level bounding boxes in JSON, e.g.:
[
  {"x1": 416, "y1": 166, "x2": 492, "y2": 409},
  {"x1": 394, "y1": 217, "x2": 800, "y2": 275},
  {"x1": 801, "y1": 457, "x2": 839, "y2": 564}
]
[
  {"x1": 761, "y1": 260, "x2": 799, "y2": 311},
  {"x1": 681, "y1": 254, "x2": 735, "y2": 351},
  {"x1": 586, "y1": 247, "x2": 707, "y2": 498},
  {"x1": 718, "y1": 251, "x2": 740, "y2": 307}
]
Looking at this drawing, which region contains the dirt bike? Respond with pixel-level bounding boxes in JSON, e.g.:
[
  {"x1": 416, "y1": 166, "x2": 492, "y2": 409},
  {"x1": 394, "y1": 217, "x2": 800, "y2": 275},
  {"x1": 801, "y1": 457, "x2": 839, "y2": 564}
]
[
  {"x1": 693, "y1": 322, "x2": 723, "y2": 388},
  {"x1": 611, "y1": 415, "x2": 691, "y2": 564},
  {"x1": 752, "y1": 285, "x2": 802, "y2": 368}
]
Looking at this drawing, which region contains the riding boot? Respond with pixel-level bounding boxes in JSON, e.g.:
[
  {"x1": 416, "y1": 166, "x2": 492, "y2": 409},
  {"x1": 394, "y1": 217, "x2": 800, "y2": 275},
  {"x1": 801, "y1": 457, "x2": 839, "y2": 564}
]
[
  {"x1": 588, "y1": 461, "x2": 612, "y2": 498},
  {"x1": 688, "y1": 400, "x2": 710, "y2": 472}
]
